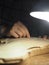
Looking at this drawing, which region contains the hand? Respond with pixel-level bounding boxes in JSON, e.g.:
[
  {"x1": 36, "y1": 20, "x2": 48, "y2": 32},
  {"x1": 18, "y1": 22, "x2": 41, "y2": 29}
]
[
  {"x1": 38, "y1": 35, "x2": 48, "y2": 40},
  {"x1": 8, "y1": 21, "x2": 30, "y2": 38}
]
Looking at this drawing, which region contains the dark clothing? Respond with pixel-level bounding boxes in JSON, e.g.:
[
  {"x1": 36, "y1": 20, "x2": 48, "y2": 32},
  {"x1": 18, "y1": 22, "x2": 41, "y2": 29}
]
[
  {"x1": 0, "y1": 0, "x2": 23, "y2": 37},
  {"x1": 0, "y1": 0, "x2": 21, "y2": 22},
  {"x1": 0, "y1": 0, "x2": 33, "y2": 38},
  {"x1": 0, "y1": 0, "x2": 49, "y2": 38}
]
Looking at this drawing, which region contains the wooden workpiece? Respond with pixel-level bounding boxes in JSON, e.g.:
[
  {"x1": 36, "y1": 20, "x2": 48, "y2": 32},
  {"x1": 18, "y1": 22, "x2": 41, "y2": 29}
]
[{"x1": 0, "y1": 38, "x2": 49, "y2": 65}]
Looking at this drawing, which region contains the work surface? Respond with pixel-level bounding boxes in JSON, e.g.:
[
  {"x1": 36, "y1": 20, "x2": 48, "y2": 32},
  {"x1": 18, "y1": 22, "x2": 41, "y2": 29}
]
[
  {"x1": 4, "y1": 53, "x2": 49, "y2": 65},
  {"x1": 0, "y1": 38, "x2": 49, "y2": 65},
  {"x1": 14, "y1": 53, "x2": 49, "y2": 65}
]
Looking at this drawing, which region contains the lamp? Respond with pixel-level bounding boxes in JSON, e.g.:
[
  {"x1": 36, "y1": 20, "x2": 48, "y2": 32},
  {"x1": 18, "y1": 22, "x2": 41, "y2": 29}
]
[
  {"x1": 30, "y1": 0, "x2": 49, "y2": 22},
  {"x1": 30, "y1": 11, "x2": 49, "y2": 22}
]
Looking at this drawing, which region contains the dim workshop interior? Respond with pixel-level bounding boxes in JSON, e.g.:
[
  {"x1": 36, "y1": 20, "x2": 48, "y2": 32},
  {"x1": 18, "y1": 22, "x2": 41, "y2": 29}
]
[{"x1": 0, "y1": 0, "x2": 49, "y2": 65}]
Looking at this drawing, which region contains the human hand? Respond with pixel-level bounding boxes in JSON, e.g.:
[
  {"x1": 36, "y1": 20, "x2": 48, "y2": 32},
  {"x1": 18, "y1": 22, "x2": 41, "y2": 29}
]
[
  {"x1": 8, "y1": 21, "x2": 30, "y2": 38},
  {"x1": 38, "y1": 35, "x2": 48, "y2": 40}
]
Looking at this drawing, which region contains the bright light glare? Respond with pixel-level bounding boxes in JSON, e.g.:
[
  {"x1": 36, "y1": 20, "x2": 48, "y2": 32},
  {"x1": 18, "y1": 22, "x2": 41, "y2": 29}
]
[
  {"x1": 8, "y1": 47, "x2": 28, "y2": 58},
  {"x1": 30, "y1": 12, "x2": 49, "y2": 22},
  {"x1": 0, "y1": 47, "x2": 28, "y2": 59}
]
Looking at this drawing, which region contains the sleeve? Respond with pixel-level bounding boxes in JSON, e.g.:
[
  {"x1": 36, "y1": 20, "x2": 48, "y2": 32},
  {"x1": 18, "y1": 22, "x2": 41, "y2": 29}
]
[{"x1": 0, "y1": 0, "x2": 21, "y2": 38}]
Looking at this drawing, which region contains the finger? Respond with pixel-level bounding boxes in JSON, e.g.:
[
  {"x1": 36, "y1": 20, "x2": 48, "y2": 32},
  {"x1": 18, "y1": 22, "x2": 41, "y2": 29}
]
[
  {"x1": 10, "y1": 31, "x2": 19, "y2": 38},
  {"x1": 17, "y1": 21, "x2": 30, "y2": 38},
  {"x1": 9, "y1": 23, "x2": 24, "y2": 38},
  {"x1": 43, "y1": 35, "x2": 47, "y2": 40},
  {"x1": 15, "y1": 24, "x2": 26, "y2": 37},
  {"x1": 15, "y1": 28, "x2": 24, "y2": 37},
  {"x1": 14, "y1": 22, "x2": 26, "y2": 37}
]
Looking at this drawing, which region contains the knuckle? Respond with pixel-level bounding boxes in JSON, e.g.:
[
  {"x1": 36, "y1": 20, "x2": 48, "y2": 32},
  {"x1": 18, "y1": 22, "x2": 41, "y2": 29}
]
[{"x1": 20, "y1": 33, "x2": 23, "y2": 37}]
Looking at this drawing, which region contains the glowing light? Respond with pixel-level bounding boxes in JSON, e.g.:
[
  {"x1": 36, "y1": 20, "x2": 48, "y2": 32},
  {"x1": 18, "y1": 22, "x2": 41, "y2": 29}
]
[
  {"x1": 7, "y1": 47, "x2": 28, "y2": 58},
  {"x1": 0, "y1": 47, "x2": 28, "y2": 59},
  {"x1": 30, "y1": 12, "x2": 49, "y2": 22}
]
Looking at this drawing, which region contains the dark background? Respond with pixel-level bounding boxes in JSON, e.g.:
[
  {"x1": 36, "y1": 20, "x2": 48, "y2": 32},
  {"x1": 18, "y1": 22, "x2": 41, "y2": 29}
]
[{"x1": 0, "y1": 0, "x2": 49, "y2": 37}]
